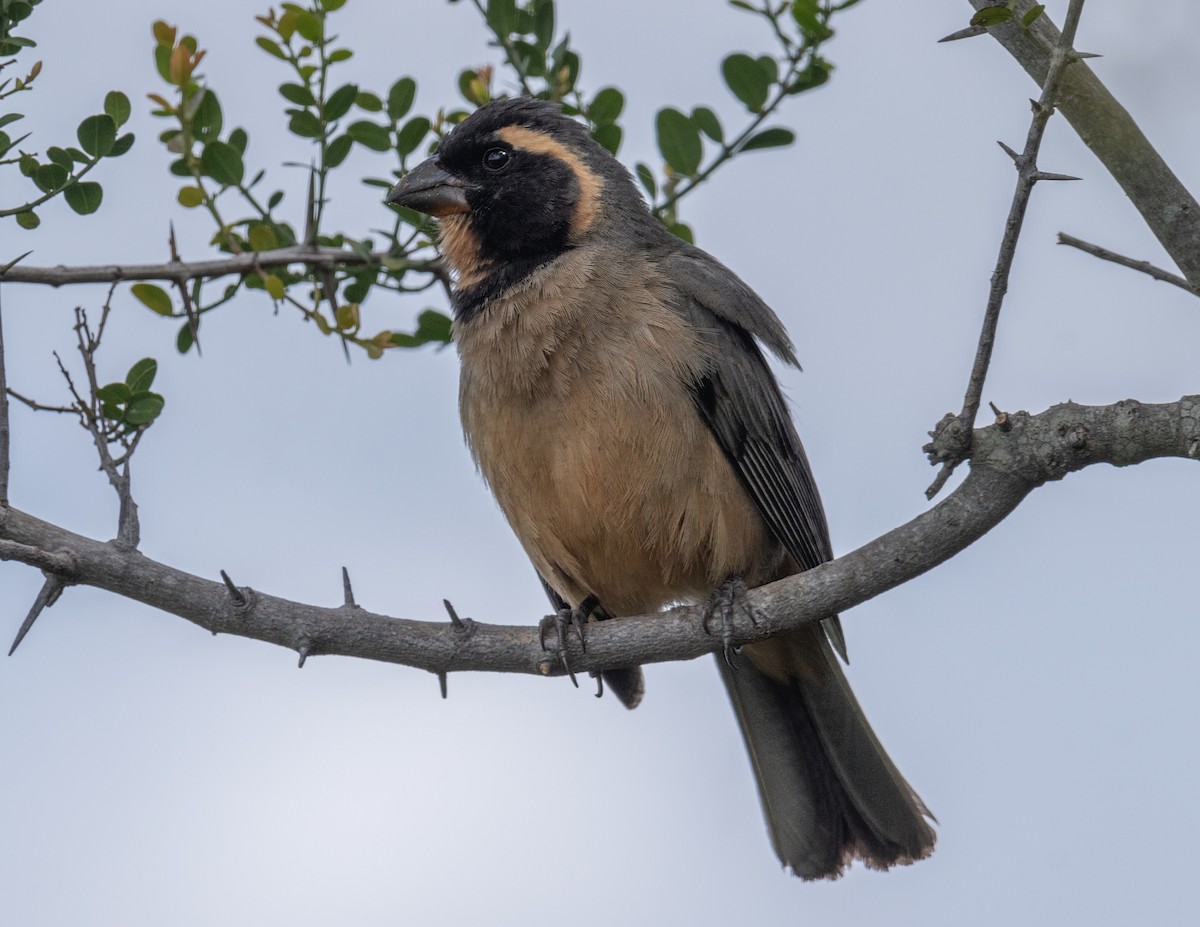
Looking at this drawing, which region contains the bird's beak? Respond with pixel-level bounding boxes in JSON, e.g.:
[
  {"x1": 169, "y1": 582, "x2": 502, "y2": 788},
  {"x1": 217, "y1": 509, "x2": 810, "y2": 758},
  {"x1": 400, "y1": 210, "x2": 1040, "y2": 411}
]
[{"x1": 387, "y1": 158, "x2": 470, "y2": 217}]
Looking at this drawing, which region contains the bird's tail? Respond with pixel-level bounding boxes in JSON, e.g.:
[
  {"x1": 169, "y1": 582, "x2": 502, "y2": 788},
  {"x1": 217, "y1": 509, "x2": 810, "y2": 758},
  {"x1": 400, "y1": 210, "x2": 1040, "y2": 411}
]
[{"x1": 716, "y1": 622, "x2": 936, "y2": 879}]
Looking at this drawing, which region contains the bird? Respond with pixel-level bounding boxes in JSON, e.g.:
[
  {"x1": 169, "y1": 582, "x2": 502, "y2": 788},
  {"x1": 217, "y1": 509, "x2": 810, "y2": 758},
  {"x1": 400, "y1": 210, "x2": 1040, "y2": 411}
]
[{"x1": 387, "y1": 96, "x2": 936, "y2": 879}]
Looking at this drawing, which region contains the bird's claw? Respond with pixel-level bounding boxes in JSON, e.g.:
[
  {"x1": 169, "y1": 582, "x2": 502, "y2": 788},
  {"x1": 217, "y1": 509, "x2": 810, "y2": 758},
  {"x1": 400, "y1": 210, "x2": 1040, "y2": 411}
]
[
  {"x1": 538, "y1": 605, "x2": 589, "y2": 688},
  {"x1": 702, "y1": 576, "x2": 758, "y2": 668}
]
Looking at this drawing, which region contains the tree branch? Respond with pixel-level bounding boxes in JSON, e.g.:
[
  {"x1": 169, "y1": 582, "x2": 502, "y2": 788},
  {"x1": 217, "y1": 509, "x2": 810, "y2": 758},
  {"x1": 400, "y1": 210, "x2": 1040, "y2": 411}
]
[
  {"x1": 967, "y1": 0, "x2": 1200, "y2": 290},
  {"x1": 2, "y1": 396, "x2": 1196, "y2": 676},
  {"x1": 0, "y1": 245, "x2": 446, "y2": 288},
  {"x1": 1057, "y1": 232, "x2": 1197, "y2": 294}
]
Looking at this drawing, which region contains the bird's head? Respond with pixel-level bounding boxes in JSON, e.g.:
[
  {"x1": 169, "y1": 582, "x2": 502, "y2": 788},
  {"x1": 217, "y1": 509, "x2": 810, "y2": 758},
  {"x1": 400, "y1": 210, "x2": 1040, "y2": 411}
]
[{"x1": 388, "y1": 98, "x2": 650, "y2": 306}]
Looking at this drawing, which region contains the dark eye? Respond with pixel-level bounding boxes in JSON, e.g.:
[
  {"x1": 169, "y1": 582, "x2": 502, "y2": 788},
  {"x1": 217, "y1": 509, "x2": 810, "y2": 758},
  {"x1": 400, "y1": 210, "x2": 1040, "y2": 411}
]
[{"x1": 482, "y1": 147, "x2": 511, "y2": 171}]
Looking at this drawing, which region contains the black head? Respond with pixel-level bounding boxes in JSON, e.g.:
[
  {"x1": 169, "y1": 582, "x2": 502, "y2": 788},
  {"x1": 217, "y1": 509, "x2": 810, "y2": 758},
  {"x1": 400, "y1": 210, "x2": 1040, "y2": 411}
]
[{"x1": 388, "y1": 98, "x2": 647, "y2": 315}]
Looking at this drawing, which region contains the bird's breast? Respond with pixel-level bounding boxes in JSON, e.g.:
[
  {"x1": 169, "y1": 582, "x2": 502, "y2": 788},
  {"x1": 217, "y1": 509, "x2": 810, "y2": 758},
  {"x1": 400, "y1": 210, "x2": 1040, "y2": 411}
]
[{"x1": 455, "y1": 249, "x2": 780, "y2": 615}]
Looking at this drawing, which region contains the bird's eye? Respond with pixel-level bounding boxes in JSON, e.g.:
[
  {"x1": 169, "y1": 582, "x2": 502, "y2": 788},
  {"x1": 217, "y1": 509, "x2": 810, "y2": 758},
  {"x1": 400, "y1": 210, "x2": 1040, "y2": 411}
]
[{"x1": 482, "y1": 147, "x2": 511, "y2": 171}]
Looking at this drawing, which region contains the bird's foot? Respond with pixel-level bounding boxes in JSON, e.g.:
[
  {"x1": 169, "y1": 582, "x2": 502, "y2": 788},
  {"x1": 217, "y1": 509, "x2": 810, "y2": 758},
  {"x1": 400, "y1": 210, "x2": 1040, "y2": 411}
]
[
  {"x1": 538, "y1": 594, "x2": 597, "y2": 688},
  {"x1": 702, "y1": 576, "x2": 759, "y2": 668}
]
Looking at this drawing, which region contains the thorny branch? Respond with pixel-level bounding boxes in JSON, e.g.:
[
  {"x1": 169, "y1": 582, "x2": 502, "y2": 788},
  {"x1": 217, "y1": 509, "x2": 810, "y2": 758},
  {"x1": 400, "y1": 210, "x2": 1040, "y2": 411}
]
[
  {"x1": 926, "y1": 0, "x2": 1087, "y2": 500},
  {"x1": 2, "y1": 396, "x2": 1197, "y2": 677}
]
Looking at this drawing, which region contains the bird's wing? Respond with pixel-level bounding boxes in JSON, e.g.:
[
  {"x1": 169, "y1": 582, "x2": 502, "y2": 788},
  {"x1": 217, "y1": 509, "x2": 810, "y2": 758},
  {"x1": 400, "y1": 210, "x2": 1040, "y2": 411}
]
[{"x1": 660, "y1": 248, "x2": 847, "y2": 660}]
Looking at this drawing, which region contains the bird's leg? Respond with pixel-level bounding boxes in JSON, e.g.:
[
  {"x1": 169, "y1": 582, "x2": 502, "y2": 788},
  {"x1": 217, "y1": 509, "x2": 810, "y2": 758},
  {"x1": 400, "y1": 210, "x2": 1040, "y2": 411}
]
[
  {"x1": 538, "y1": 593, "x2": 602, "y2": 688},
  {"x1": 702, "y1": 576, "x2": 759, "y2": 668}
]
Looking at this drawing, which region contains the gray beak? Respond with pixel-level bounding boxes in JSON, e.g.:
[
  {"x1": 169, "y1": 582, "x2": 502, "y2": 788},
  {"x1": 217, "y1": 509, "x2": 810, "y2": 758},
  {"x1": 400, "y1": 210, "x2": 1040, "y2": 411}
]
[{"x1": 387, "y1": 158, "x2": 470, "y2": 217}]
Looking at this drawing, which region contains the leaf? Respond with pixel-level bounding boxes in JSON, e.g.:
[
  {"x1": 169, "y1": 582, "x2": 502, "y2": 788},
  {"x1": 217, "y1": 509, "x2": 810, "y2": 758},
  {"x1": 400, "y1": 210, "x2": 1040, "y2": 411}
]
[
  {"x1": 655, "y1": 107, "x2": 702, "y2": 176},
  {"x1": 327, "y1": 48, "x2": 352, "y2": 63},
  {"x1": 592, "y1": 123, "x2": 622, "y2": 155},
  {"x1": 268, "y1": 190, "x2": 284, "y2": 210},
  {"x1": 321, "y1": 0, "x2": 347, "y2": 10},
  {"x1": 347, "y1": 120, "x2": 391, "y2": 152},
  {"x1": 588, "y1": 87, "x2": 624, "y2": 124},
  {"x1": 324, "y1": 83, "x2": 358, "y2": 121},
  {"x1": 248, "y1": 223, "x2": 278, "y2": 252},
  {"x1": 34, "y1": 163, "x2": 68, "y2": 193},
  {"x1": 387, "y1": 78, "x2": 416, "y2": 121},
  {"x1": 634, "y1": 162, "x2": 657, "y2": 199},
  {"x1": 691, "y1": 106, "x2": 724, "y2": 143},
  {"x1": 14, "y1": 210, "x2": 39, "y2": 230},
  {"x1": 229, "y1": 127, "x2": 249, "y2": 155},
  {"x1": 395, "y1": 116, "x2": 430, "y2": 155},
  {"x1": 108, "y1": 133, "x2": 135, "y2": 157},
  {"x1": 791, "y1": 0, "x2": 832, "y2": 41},
  {"x1": 740, "y1": 127, "x2": 796, "y2": 152},
  {"x1": 355, "y1": 91, "x2": 383, "y2": 113},
  {"x1": 104, "y1": 91, "x2": 132, "y2": 127},
  {"x1": 288, "y1": 110, "x2": 323, "y2": 138},
  {"x1": 279, "y1": 82, "x2": 315, "y2": 106},
  {"x1": 264, "y1": 274, "x2": 286, "y2": 299},
  {"x1": 177, "y1": 322, "x2": 195, "y2": 354},
  {"x1": 132, "y1": 283, "x2": 174, "y2": 315},
  {"x1": 63, "y1": 182, "x2": 103, "y2": 215},
  {"x1": 192, "y1": 89, "x2": 224, "y2": 139},
  {"x1": 389, "y1": 309, "x2": 452, "y2": 348},
  {"x1": 256, "y1": 36, "x2": 287, "y2": 60},
  {"x1": 1023, "y1": 4, "x2": 1046, "y2": 27},
  {"x1": 325, "y1": 133, "x2": 353, "y2": 167},
  {"x1": 177, "y1": 186, "x2": 203, "y2": 208},
  {"x1": 76, "y1": 114, "x2": 117, "y2": 157},
  {"x1": 125, "y1": 358, "x2": 158, "y2": 393},
  {"x1": 96, "y1": 383, "x2": 131, "y2": 404},
  {"x1": 124, "y1": 393, "x2": 165, "y2": 426},
  {"x1": 294, "y1": 11, "x2": 324, "y2": 43},
  {"x1": 201, "y1": 141, "x2": 245, "y2": 185},
  {"x1": 971, "y1": 7, "x2": 1013, "y2": 27},
  {"x1": 722, "y1": 53, "x2": 771, "y2": 112},
  {"x1": 45, "y1": 146, "x2": 72, "y2": 169}
]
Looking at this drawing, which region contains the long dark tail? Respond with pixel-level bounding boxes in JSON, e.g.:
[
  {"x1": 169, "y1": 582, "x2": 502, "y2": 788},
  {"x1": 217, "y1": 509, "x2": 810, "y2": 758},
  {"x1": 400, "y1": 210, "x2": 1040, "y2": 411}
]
[{"x1": 717, "y1": 623, "x2": 936, "y2": 879}]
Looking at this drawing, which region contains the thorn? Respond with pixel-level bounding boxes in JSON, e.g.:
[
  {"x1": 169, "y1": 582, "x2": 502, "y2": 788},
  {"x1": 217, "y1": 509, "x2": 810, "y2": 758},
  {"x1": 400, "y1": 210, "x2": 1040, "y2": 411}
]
[
  {"x1": 443, "y1": 598, "x2": 463, "y2": 630},
  {"x1": 1028, "y1": 97, "x2": 1045, "y2": 113},
  {"x1": 988, "y1": 401, "x2": 1003, "y2": 417},
  {"x1": 592, "y1": 671, "x2": 603, "y2": 699},
  {"x1": 342, "y1": 566, "x2": 356, "y2": 608},
  {"x1": 1188, "y1": 440, "x2": 1198, "y2": 459},
  {"x1": 304, "y1": 165, "x2": 318, "y2": 247},
  {"x1": 997, "y1": 140, "x2": 1019, "y2": 162},
  {"x1": 297, "y1": 645, "x2": 308, "y2": 668},
  {"x1": 1074, "y1": 51, "x2": 1102, "y2": 60},
  {"x1": 8, "y1": 575, "x2": 64, "y2": 656},
  {"x1": 0, "y1": 250, "x2": 34, "y2": 276},
  {"x1": 1031, "y1": 171, "x2": 1081, "y2": 183},
  {"x1": 219, "y1": 569, "x2": 247, "y2": 607},
  {"x1": 437, "y1": 671, "x2": 448, "y2": 699},
  {"x1": 937, "y1": 25, "x2": 986, "y2": 43}
]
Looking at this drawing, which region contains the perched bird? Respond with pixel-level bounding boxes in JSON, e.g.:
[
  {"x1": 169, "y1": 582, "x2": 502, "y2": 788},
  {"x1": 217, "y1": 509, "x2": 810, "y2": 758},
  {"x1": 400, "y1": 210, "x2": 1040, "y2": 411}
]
[{"x1": 388, "y1": 97, "x2": 936, "y2": 879}]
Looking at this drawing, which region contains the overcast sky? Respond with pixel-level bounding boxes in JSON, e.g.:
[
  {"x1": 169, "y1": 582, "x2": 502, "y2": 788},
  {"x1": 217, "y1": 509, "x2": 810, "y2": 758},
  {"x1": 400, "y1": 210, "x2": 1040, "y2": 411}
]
[{"x1": 2, "y1": 2, "x2": 1198, "y2": 924}]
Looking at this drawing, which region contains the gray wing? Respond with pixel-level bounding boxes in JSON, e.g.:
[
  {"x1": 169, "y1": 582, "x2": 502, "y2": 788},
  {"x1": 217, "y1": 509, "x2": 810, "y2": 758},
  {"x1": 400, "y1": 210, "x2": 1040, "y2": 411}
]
[{"x1": 660, "y1": 248, "x2": 847, "y2": 660}]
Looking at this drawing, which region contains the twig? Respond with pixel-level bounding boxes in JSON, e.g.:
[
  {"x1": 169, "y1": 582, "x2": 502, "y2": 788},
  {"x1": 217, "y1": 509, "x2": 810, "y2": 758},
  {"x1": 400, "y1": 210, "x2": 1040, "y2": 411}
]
[
  {"x1": 0, "y1": 284, "x2": 9, "y2": 507},
  {"x1": 0, "y1": 246, "x2": 447, "y2": 289},
  {"x1": 1057, "y1": 233, "x2": 1196, "y2": 294},
  {"x1": 168, "y1": 222, "x2": 202, "y2": 355},
  {"x1": 927, "y1": 0, "x2": 1087, "y2": 499},
  {"x1": 5, "y1": 389, "x2": 74, "y2": 414}
]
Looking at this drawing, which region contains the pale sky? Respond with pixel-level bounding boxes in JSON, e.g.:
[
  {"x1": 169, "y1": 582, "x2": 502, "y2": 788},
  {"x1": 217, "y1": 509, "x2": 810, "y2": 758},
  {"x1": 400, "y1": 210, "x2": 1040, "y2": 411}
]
[{"x1": 2, "y1": 2, "x2": 1198, "y2": 924}]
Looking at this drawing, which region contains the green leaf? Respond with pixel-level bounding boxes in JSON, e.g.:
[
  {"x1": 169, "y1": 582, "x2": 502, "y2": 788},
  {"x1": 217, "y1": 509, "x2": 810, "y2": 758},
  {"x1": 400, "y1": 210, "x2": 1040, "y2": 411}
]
[
  {"x1": 96, "y1": 383, "x2": 131, "y2": 404},
  {"x1": 387, "y1": 78, "x2": 416, "y2": 121},
  {"x1": 971, "y1": 7, "x2": 1013, "y2": 27},
  {"x1": 104, "y1": 91, "x2": 132, "y2": 127},
  {"x1": 14, "y1": 210, "x2": 39, "y2": 230},
  {"x1": 1023, "y1": 4, "x2": 1046, "y2": 27},
  {"x1": 321, "y1": 0, "x2": 347, "y2": 10},
  {"x1": 124, "y1": 393, "x2": 165, "y2": 426},
  {"x1": 108, "y1": 133, "x2": 135, "y2": 157},
  {"x1": 45, "y1": 146, "x2": 72, "y2": 169},
  {"x1": 132, "y1": 283, "x2": 174, "y2": 315},
  {"x1": 228, "y1": 127, "x2": 249, "y2": 155},
  {"x1": 177, "y1": 322, "x2": 195, "y2": 354},
  {"x1": 125, "y1": 358, "x2": 158, "y2": 393},
  {"x1": 263, "y1": 274, "x2": 286, "y2": 300},
  {"x1": 740, "y1": 127, "x2": 796, "y2": 152},
  {"x1": 788, "y1": 57, "x2": 831, "y2": 94},
  {"x1": 791, "y1": 0, "x2": 833, "y2": 41},
  {"x1": 248, "y1": 223, "x2": 278, "y2": 252},
  {"x1": 0, "y1": 113, "x2": 22, "y2": 131},
  {"x1": 395, "y1": 116, "x2": 430, "y2": 156},
  {"x1": 325, "y1": 134, "x2": 353, "y2": 167},
  {"x1": 268, "y1": 190, "x2": 285, "y2": 210},
  {"x1": 255, "y1": 36, "x2": 287, "y2": 59},
  {"x1": 295, "y1": 11, "x2": 323, "y2": 42},
  {"x1": 592, "y1": 123, "x2": 622, "y2": 156},
  {"x1": 390, "y1": 309, "x2": 452, "y2": 348},
  {"x1": 691, "y1": 106, "x2": 723, "y2": 143},
  {"x1": 667, "y1": 221, "x2": 694, "y2": 244},
  {"x1": 347, "y1": 120, "x2": 391, "y2": 152},
  {"x1": 722, "y1": 53, "x2": 771, "y2": 112},
  {"x1": 34, "y1": 163, "x2": 68, "y2": 193},
  {"x1": 280, "y1": 83, "x2": 315, "y2": 106},
  {"x1": 634, "y1": 162, "x2": 656, "y2": 199},
  {"x1": 201, "y1": 141, "x2": 245, "y2": 185},
  {"x1": 533, "y1": 0, "x2": 555, "y2": 49},
  {"x1": 192, "y1": 89, "x2": 224, "y2": 139},
  {"x1": 288, "y1": 110, "x2": 323, "y2": 138},
  {"x1": 324, "y1": 83, "x2": 358, "y2": 121},
  {"x1": 327, "y1": 48, "x2": 352, "y2": 63},
  {"x1": 588, "y1": 87, "x2": 624, "y2": 124},
  {"x1": 77, "y1": 114, "x2": 117, "y2": 157},
  {"x1": 63, "y1": 181, "x2": 103, "y2": 215},
  {"x1": 485, "y1": 0, "x2": 518, "y2": 37},
  {"x1": 655, "y1": 107, "x2": 702, "y2": 176},
  {"x1": 177, "y1": 186, "x2": 203, "y2": 208},
  {"x1": 355, "y1": 91, "x2": 383, "y2": 113}
]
